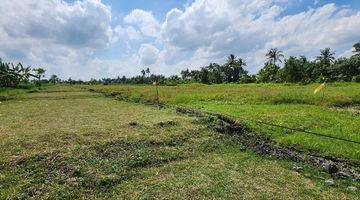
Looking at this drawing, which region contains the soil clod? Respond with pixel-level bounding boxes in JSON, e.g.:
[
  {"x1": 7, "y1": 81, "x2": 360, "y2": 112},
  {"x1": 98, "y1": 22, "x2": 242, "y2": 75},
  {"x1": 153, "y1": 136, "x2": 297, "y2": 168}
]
[
  {"x1": 323, "y1": 162, "x2": 339, "y2": 174},
  {"x1": 157, "y1": 120, "x2": 177, "y2": 127},
  {"x1": 129, "y1": 122, "x2": 138, "y2": 127}
]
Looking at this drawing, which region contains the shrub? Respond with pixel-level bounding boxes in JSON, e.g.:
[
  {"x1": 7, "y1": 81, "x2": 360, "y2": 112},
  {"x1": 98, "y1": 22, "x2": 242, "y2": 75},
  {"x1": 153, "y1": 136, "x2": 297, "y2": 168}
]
[{"x1": 351, "y1": 75, "x2": 360, "y2": 82}]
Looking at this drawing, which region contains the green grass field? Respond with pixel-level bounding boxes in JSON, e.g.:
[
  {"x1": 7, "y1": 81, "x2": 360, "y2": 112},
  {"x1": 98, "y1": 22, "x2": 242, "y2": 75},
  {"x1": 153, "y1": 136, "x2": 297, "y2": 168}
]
[
  {"x1": 0, "y1": 84, "x2": 359, "y2": 199},
  {"x1": 81, "y1": 83, "x2": 360, "y2": 163}
]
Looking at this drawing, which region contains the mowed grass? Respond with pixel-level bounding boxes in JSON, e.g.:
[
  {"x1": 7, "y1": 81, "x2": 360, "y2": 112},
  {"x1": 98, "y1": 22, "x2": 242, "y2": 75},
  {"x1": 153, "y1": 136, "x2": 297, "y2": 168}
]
[
  {"x1": 82, "y1": 83, "x2": 360, "y2": 163},
  {"x1": 0, "y1": 88, "x2": 358, "y2": 199}
]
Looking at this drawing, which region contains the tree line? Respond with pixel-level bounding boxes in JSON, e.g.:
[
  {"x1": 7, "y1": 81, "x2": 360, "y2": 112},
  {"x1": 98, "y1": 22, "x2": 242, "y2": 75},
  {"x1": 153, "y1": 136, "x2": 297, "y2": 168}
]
[
  {"x1": 1, "y1": 42, "x2": 360, "y2": 88},
  {"x1": 178, "y1": 42, "x2": 360, "y2": 84},
  {"x1": 95, "y1": 42, "x2": 360, "y2": 85}
]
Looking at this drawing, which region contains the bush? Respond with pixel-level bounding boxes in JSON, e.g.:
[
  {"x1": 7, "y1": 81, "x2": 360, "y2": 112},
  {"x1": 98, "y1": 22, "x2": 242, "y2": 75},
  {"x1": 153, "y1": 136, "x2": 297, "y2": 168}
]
[{"x1": 352, "y1": 75, "x2": 360, "y2": 82}]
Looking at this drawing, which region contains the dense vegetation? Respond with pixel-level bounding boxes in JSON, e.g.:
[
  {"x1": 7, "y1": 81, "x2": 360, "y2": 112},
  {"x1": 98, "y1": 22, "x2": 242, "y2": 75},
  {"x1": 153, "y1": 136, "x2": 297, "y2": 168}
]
[
  {"x1": 0, "y1": 59, "x2": 48, "y2": 88},
  {"x1": 1, "y1": 43, "x2": 359, "y2": 88}
]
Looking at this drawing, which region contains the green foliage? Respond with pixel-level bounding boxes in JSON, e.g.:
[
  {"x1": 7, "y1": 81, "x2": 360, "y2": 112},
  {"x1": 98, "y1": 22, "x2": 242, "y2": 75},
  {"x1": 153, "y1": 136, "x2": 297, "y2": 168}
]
[
  {"x1": 179, "y1": 55, "x2": 250, "y2": 84},
  {"x1": 32, "y1": 68, "x2": 46, "y2": 86},
  {"x1": 0, "y1": 58, "x2": 57, "y2": 88},
  {"x1": 49, "y1": 74, "x2": 60, "y2": 84},
  {"x1": 0, "y1": 59, "x2": 32, "y2": 88},
  {"x1": 266, "y1": 48, "x2": 284, "y2": 66},
  {"x1": 352, "y1": 75, "x2": 360, "y2": 82},
  {"x1": 352, "y1": 41, "x2": 360, "y2": 57},
  {"x1": 331, "y1": 56, "x2": 360, "y2": 81},
  {"x1": 257, "y1": 63, "x2": 280, "y2": 83},
  {"x1": 279, "y1": 56, "x2": 307, "y2": 83}
]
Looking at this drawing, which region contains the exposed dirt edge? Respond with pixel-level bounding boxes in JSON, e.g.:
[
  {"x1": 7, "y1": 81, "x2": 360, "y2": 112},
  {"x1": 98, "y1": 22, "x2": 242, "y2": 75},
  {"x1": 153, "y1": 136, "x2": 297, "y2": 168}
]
[{"x1": 175, "y1": 107, "x2": 360, "y2": 181}]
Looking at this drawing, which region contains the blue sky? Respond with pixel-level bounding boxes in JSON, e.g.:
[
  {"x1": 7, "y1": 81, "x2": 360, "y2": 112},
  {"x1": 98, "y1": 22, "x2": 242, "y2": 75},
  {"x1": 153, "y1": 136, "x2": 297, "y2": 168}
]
[{"x1": 0, "y1": 0, "x2": 359, "y2": 80}]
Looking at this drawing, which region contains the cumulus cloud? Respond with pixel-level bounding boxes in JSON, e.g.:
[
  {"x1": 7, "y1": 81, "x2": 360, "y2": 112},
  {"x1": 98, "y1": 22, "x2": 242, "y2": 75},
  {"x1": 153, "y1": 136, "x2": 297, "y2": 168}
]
[
  {"x1": 124, "y1": 9, "x2": 160, "y2": 37},
  {"x1": 1, "y1": 0, "x2": 360, "y2": 79},
  {"x1": 0, "y1": 0, "x2": 120, "y2": 79},
  {"x1": 138, "y1": 44, "x2": 159, "y2": 66},
  {"x1": 159, "y1": 0, "x2": 360, "y2": 73}
]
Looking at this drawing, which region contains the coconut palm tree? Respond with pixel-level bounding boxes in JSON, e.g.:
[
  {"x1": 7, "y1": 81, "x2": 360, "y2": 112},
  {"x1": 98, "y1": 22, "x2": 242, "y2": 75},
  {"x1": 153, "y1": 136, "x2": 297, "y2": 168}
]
[
  {"x1": 227, "y1": 54, "x2": 236, "y2": 65},
  {"x1": 315, "y1": 48, "x2": 335, "y2": 79},
  {"x1": 140, "y1": 69, "x2": 146, "y2": 77},
  {"x1": 316, "y1": 48, "x2": 335, "y2": 66},
  {"x1": 145, "y1": 67, "x2": 150, "y2": 77},
  {"x1": 266, "y1": 48, "x2": 284, "y2": 66}
]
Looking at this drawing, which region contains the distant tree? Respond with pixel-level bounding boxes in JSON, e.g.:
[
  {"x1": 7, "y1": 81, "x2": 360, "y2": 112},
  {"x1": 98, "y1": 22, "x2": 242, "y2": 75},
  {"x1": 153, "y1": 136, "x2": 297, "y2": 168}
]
[
  {"x1": 145, "y1": 68, "x2": 150, "y2": 77},
  {"x1": 0, "y1": 60, "x2": 31, "y2": 87},
  {"x1": 232, "y1": 58, "x2": 247, "y2": 82},
  {"x1": 223, "y1": 55, "x2": 236, "y2": 82},
  {"x1": 266, "y1": 48, "x2": 284, "y2": 66},
  {"x1": 315, "y1": 48, "x2": 335, "y2": 79},
  {"x1": 89, "y1": 78, "x2": 98, "y2": 85},
  {"x1": 67, "y1": 78, "x2": 75, "y2": 85},
  {"x1": 139, "y1": 69, "x2": 147, "y2": 83},
  {"x1": 331, "y1": 56, "x2": 360, "y2": 81},
  {"x1": 141, "y1": 69, "x2": 146, "y2": 77},
  {"x1": 32, "y1": 68, "x2": 46, "y2": 86},
  {"x1": 257, "y1": 63, "x2": 280, "y2": 83},
  {"x1": 191, "y1": 70, "x2": 201, "y2": 83},
  {"x1": 207, "y1": 63, "x2": 223, "y2": 83},
  {"x1": 316, "y1": 48, "x2": 335, "y2": 66},
  {"x1": 223, "y1": 54, "x2": 247, "y2": 82},
  {"x1": 121, "y1": 76, "x2": 127, "y2": 83},
  {"x1": 102, "y1": 78, "x2": 112, "y2": 85},
  {"x1": 280, "y1": 56, "x2": 307, "y2": 83},
  {"x1": 199, "y1": 67, "x2": 210, "y2": 84},
  {"x1": 49, "y1": 74, "x2": 60, "y2": 84},
  {"x1": 165, "y1": 75, "x2": 181, "y2": 86},
  {"x1": 180, "y1": 69, "x2": 191, "y2": 81},
  {"x1": 352, "y1": 42, "x2": 360, "y2": 57},
  {"x1": 239, "y1": 74, "x2": 256, "y2": 83}
]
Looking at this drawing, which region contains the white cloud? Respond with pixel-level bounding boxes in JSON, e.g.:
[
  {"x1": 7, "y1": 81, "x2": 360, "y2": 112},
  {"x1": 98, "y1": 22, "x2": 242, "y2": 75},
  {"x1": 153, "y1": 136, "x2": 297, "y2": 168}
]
[
  {"x1": 125, "y1": 26, "x2": 142, "y2": 40},
  {"x1": 138, "y1": 44, "x2": 159, "y2": 66},
  {"x1": 1, "y1": 0, "x2": 360, "y2": 79},
  {"x1": 158, "y1": 0, "x2": 360, "y2": 73},
  {"x1": 0, "y1": 0, "x2": 121, "y2": 79},
  {"x1": 124, "y1": 9, "x2": 160, "y2": 37}
]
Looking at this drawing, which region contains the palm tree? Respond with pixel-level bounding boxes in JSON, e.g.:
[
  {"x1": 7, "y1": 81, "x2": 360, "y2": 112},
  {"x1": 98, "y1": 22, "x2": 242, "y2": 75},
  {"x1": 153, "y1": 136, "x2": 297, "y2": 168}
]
[
  {"x1": 353, "y1": 42, "x2": 360, "y2": 57},
  {"x1": 227, "y1": 54, "x2": 236, "y2": 65},
  {"x1": 140, "y1": 69, "x2": 146, "y2": 77},
  {"x1": 145, "y1": 67, "x2": 150, "y2": 77},
  {"x1": 223, "y1": 54, "x2": 237, "y2": 82},
  {"x1": 224, "y1": 54, "x2": 247, "y2": 82},
  {"x1": 266, "y1": 48, "x2": 284, "y2": 66},
  {"x1": 316, "y1": 48, "x2": 335, "y2": 66}
]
